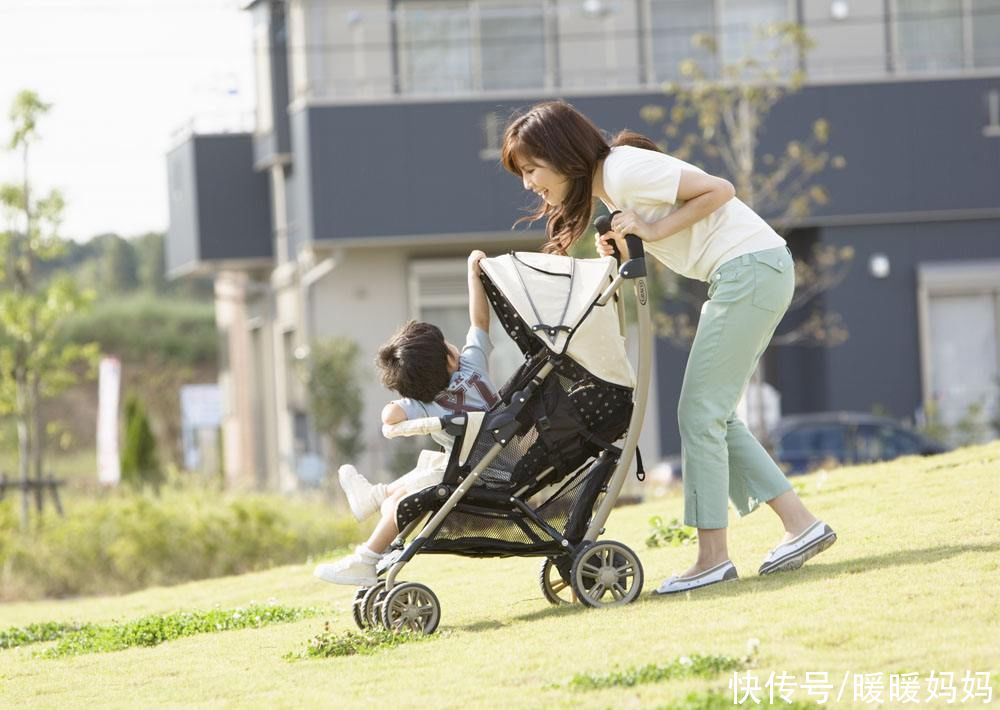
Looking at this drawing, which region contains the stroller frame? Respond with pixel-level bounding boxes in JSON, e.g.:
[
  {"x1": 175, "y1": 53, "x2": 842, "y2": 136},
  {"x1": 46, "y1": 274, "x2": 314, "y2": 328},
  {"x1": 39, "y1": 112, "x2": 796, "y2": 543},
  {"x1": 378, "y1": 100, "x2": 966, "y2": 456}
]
[{"x1": 360, "y1": 234, "x2": 652, "y2": 633}]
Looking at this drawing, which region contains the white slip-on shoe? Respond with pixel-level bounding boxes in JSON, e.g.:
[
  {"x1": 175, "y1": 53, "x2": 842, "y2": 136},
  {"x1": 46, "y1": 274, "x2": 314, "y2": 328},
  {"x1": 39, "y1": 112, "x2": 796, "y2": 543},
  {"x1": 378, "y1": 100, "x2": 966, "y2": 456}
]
[
  {"x1": 758, "y1": 520, "x2": 837, "y2": 575},
  {"x1": 654, "y1": 560, "x2": 739, "y2": 595},
  {"x1": 338, "y1": 465, "x2": 386, "y2": 521},
  {"x1": 313, "y1": 546, "x2": 380, "y2": 586}
]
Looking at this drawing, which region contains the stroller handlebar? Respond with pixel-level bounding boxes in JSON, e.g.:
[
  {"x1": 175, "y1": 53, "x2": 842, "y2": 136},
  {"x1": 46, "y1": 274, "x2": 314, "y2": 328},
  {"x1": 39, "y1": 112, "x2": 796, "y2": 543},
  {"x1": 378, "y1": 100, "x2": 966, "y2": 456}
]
[{"x1": 595, "y1": 212, "x2": 646, "y2": 277}]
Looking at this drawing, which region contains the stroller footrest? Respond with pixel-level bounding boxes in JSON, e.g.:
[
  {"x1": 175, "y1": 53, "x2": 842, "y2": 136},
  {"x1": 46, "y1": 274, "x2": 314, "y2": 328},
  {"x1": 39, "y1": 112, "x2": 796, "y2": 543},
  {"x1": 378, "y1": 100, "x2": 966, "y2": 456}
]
[{"x1": 460, "y1": 487, "x2": 518, "y2": 509}]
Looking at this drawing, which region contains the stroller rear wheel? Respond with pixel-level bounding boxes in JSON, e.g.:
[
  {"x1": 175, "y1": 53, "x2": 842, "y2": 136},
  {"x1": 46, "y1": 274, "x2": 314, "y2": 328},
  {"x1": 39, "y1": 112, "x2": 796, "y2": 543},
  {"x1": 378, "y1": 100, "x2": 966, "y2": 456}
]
[
  {"x1": 570, "y1": 540, "x2": 644, "y2": 608},
  {"x1": 539, "y1": 557, "x2": 577, "y2": 605},
  {"x1": 359, "y1": 581, "x2": 388, "y2": 628},
  {"x1": 380, "y1": 582, "x2": 441, "y2": 634}
]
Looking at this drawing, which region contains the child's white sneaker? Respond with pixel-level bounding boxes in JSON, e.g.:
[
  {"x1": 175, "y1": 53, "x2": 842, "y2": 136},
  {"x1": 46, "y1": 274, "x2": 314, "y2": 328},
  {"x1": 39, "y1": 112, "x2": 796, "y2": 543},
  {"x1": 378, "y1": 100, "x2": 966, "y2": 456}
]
[
  {"x1": 313, "y1": 546, "x2": 381, "y2": 586},
  {"x1": 338, "y1": 464, "x2": 387, "y2": 521}
]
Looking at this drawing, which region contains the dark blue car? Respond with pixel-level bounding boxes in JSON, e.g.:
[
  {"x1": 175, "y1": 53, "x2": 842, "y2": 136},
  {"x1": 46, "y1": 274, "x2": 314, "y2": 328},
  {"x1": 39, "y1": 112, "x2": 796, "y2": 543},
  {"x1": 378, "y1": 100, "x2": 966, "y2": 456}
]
[{"x1": 772, "y1": 412, "x2": 950, "y2": 475}]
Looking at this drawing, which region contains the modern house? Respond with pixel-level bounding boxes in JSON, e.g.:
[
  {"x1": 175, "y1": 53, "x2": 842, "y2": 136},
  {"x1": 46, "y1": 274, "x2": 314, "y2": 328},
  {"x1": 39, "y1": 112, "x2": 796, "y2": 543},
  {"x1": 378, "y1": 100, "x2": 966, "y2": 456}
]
[{"x1": 166, "y1": 0, "x2": 1000, "y2": 491}]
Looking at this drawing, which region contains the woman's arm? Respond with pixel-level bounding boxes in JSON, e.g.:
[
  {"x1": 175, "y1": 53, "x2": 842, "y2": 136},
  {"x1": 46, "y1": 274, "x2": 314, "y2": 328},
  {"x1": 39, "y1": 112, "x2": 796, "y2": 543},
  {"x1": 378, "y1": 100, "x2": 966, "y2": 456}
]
[{"x1": 610, "y1": 168, "x2": 736, "y2": 244}]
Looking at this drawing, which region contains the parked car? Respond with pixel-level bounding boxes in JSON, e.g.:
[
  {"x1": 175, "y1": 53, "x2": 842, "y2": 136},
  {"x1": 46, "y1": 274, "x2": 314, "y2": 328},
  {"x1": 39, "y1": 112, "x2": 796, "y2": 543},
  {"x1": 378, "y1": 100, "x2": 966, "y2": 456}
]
[{"x1": 772, "y1": 412, "x2": 950, "y2": 475}]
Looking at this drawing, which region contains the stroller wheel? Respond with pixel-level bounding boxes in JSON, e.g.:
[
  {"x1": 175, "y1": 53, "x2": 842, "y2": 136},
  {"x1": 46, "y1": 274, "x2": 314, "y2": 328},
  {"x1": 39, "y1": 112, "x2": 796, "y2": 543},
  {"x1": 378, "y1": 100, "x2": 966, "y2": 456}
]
[
  {"x1": 360, "y1": 581, "x2": 387, "y2": 627},
  {"x1": 539, "y1": 558, "x2": 577, "y2": 605},
  {"x1": 570, "y1": 540, "x2": 644, "y2": 608},
  {"x1": 351, "y1": 587, "x2": 371, "y2": 629},
  {"x1": 380, "y1": 582, "x2": 441, "y2": 634}
]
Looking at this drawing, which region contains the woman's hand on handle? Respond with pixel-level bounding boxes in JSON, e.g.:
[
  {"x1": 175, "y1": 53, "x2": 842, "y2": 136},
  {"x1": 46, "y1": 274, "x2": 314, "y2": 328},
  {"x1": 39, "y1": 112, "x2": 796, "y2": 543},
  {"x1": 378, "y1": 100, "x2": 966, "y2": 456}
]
[{"x1": 611, "y1": 210, "x2": 652, "y2": 241}]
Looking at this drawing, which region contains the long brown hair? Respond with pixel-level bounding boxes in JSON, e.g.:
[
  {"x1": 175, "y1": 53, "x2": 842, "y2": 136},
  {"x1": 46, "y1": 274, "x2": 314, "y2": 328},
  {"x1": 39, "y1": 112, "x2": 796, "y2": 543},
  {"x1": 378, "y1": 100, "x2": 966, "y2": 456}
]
[{"x1": 501, "y1": 100, "x2": 661, "y2": 255}]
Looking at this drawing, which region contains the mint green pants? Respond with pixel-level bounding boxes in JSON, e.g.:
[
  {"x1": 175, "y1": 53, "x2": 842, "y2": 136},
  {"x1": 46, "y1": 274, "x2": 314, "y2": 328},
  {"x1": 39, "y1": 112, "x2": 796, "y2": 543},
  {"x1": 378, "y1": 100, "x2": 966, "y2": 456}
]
[{"x1": 678, "y1": 246, "x2": 795, "y2": 529}]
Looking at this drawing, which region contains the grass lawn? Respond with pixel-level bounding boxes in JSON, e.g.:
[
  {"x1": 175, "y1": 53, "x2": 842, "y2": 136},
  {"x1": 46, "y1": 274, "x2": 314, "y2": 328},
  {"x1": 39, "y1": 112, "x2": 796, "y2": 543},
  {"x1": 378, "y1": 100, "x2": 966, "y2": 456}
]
[{"x1": 1, "y1": 442, "x2": 997, "y2": 708}]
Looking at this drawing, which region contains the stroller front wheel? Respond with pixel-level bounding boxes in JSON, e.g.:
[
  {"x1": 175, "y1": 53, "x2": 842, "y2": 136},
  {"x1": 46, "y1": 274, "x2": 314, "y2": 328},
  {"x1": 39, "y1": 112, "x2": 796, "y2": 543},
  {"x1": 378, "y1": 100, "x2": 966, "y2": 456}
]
[
  {"x1": 380, "y1": 582, "x2": 441, "y2": 634},
  {"x1": 570, "y1": 540, "x2": 644, "y2": 608}
]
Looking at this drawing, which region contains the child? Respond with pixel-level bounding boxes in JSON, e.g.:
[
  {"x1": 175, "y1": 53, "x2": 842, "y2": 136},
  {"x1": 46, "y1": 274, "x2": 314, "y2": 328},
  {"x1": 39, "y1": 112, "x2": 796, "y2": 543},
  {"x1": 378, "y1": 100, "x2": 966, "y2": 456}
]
[{"x1": 314, "y1": 250, "x2": 496, "y2": 586}]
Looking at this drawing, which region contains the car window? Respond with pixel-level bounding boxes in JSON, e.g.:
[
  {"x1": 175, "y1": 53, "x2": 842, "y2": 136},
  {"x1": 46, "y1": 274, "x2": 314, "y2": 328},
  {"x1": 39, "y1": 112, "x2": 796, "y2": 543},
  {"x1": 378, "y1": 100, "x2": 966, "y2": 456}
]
[
  {"x1": 779, "y1": 426, "x2": 847, "y2": 457},
  {"x1": 856, "y1": 425, "x2": 923, "y2": 461}
]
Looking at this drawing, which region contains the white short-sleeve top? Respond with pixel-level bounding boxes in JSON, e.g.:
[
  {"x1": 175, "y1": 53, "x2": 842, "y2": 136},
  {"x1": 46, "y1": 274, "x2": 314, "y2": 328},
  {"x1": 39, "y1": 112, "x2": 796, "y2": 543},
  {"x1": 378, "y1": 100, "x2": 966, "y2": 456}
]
[{"x1": 600, "y1": 145, "x2": 785, "y2": 282}]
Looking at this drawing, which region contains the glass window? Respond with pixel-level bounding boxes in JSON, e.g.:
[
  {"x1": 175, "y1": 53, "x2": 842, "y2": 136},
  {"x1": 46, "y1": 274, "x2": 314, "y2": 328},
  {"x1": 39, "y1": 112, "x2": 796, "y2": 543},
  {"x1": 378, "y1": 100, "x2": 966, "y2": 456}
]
[
  {"x1": 253, "y1": 16, "x2": 274, "y2": 133},
  {"x1": 398, "y1": 0, "x2": 547, "y2": 95},
  {"x1": 399, "y1": 3, "x2": 474, "y2": 94},
  {"x1": 972, "y1": 0, "x2": 1000, "y2": 67},
  {"x1": 649, "y1": 0, "x2": 717, "y2": 81},
  {"x1": 718, "y1": 0, "x2": 791, "y2": 69},
  {"x1": 779, "y1": 425, "x2": 847, "y2": 457},
  {"x1": 895, "y1": 0, "x2": 964, "y2": 72},
  {"x1": 855, "y1": 425, "x2": 924, "y2": 462},
  {"x1": 649, "y1": 0, "x2": 791, "y2": 82},
  {"x1": 481, "y1": 3, "x2": 546, "y2": 90}
]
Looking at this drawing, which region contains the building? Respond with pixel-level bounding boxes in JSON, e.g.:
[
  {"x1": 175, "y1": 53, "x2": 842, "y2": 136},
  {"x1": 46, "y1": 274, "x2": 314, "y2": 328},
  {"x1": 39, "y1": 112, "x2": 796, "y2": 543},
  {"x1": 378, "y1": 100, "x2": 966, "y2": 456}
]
[{"x1": 166, "y1": 0, "x2": 1000, "y2": 490}]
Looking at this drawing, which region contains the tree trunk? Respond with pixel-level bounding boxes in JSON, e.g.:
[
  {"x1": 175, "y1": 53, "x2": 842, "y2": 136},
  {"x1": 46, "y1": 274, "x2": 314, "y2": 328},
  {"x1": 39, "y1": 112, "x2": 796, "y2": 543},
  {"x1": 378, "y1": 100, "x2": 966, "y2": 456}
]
[
  {"x1": 15, "y1": 373, "x2": 31, "y2": 530},
  {"x1": 31, "y1": 376, "x2": 45, "y2": 514}
]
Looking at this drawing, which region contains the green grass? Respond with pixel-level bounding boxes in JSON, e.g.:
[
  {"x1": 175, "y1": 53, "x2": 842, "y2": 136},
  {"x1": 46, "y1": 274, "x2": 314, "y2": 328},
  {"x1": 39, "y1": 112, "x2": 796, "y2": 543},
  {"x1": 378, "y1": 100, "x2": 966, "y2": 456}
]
[{"x1": 0, "y1": 442, "x2": 997, "y2": 708}]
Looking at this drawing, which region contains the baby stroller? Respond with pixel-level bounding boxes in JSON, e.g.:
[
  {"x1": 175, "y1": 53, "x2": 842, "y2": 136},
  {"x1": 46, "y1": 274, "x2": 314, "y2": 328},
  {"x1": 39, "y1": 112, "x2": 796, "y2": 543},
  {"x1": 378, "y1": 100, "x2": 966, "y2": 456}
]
[{"x1": 355, "y1": 226, "x2": 653, "y2": 634}]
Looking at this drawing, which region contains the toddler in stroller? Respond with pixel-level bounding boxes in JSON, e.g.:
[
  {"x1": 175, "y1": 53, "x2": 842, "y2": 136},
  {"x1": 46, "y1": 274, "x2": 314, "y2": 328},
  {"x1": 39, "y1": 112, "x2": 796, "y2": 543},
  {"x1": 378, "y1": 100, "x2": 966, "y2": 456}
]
[
  {"x1": 346, "y1": 231, "x2": 654, "y2": 634},
  {"x1": 314, "y1": 250, "x2": 498, "y2": 586}
]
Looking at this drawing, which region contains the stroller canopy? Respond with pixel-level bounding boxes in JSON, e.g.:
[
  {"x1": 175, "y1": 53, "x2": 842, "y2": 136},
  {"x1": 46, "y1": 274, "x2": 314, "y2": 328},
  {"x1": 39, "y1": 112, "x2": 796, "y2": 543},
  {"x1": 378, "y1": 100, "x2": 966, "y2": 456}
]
[{"x1": 481, "y1": 253, "x2": 636, "y2": 389}]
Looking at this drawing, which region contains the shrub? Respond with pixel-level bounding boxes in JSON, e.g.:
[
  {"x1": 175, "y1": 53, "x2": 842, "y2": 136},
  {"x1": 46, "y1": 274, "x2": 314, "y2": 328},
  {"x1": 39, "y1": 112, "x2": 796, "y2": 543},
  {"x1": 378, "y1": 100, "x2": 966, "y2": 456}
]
[
  {"x1": 120, "y1": 394, "x2": 163, "y2": 491},
  {"x1": 59, "y1": 295, "x2": 217, "y2": 365},
  {"x1": 0, "y1": 489, "x2": 363, "y2": 601}
]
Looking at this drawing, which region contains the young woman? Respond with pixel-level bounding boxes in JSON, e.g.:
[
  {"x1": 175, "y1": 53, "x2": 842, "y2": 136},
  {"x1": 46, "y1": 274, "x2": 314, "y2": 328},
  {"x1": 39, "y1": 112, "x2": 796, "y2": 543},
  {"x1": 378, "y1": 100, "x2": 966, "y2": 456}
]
[{"x1": 500, "y1": 100, "x2": 836, "y2": 594}]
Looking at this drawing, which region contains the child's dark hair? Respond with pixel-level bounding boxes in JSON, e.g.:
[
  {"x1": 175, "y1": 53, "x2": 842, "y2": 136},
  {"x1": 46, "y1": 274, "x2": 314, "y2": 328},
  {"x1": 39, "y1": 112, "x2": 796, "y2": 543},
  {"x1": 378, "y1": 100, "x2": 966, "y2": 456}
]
[
  {"x1": 376, "y1": 320, "x2": 451, "y2": 402},
  {"x1": 501, "y1": 100, "x2": 661, "y2": 255}
]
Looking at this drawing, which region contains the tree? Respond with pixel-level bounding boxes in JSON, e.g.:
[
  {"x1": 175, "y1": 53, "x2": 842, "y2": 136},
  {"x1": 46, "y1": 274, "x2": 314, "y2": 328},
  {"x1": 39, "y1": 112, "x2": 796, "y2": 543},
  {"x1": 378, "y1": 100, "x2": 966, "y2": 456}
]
[
  {"x1": 0, "y1": 90, "x2": 99, "y2": 529},
  {"x1": 298, "y1": 338, "x2": 365, "y2": 472},
  {"x1": 639, "y1": 23, "x2": 853, "y2": 437},
  {"x1": 135, "y1": 231, "x2": 167, "y2": 294},
  {"x1": 103, "y1": 234, "x2": 139, "y2": 293},
  {"x1": 120, "y1": 393, "x2": 163, "y2": 491}
]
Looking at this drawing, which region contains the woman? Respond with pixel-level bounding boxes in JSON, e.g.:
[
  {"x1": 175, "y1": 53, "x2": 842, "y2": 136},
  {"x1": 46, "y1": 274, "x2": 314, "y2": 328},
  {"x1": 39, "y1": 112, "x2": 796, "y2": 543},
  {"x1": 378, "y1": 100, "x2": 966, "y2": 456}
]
[{"x1": 500, "y1": 100, "x2": 836, "y2": 594}]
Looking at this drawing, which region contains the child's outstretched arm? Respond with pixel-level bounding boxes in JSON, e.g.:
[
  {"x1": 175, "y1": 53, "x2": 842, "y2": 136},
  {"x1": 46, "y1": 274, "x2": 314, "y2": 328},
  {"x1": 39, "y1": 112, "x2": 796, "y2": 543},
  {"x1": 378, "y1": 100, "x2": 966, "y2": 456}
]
[{"x1": 468, "y1": 250, "x2": 489, "y2": 333}]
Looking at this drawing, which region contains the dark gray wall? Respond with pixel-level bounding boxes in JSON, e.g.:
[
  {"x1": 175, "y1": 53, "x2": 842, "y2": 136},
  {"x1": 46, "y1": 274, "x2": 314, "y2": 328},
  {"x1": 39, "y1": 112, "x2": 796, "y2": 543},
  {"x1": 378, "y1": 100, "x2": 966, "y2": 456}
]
[
  {"x1": 295, "y1": 76, "x2": 1000, "y2": 241},
  {"x1": 166, "y1": 133, "x2": 273, "y2": 275},
  {"x1": 808, "y1": 219, "x2": 1000, "y2": 418}
]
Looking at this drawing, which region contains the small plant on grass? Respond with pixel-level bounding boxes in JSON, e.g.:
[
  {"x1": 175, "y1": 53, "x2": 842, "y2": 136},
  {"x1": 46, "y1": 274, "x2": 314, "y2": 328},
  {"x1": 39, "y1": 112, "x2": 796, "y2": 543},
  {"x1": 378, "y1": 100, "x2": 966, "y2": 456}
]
[
  {"x1": 569, "y1": 639, "x2": 760, "y2": 691},
  {"x1": 40, "y1": 603, "x2": 319, "y2": 658},
  {"x1": 286, "y1": 623, "x2": 431, "y2": 660},
  {"x1": 661, "y1": 689, "x2": 818, "y2": 709},
  {"x1": 646, "y1": 516, "x2": 698, "y2": 548},
  {"x1": 0, "y1": 621, "x2": 93, "y2": 650}
]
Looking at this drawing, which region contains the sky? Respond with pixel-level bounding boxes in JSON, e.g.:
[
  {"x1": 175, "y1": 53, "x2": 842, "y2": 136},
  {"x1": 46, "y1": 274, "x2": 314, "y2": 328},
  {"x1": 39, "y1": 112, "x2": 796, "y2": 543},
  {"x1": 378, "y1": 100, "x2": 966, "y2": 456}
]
[{"x1": 0, "y1": 0, "x2": 256, "y2": 242}]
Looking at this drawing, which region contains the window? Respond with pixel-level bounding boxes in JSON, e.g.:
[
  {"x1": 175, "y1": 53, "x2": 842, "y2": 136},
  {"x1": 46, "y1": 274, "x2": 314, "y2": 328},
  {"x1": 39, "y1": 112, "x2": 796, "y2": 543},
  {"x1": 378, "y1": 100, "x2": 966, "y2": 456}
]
[
  {"x1": 253, "y1": 14, "x2": 274, "y2": 134},
  {"x1": 397, "y1": 0, "x2": 548, "y2": 95},
  {"x1": 895, "y1": 0, "x2": 964, "y2": 71},
  {"x1": 972, "y1": 0, "x2": 1000, "y2": 67},
  {"x1": 649, "y1": 0, "x2": 716, "y2": 81},
  {"x1": 779, "y1": 425, "x2": 847, "y2": 458},
  {"x1": 648, "y1": 0, "x2": 792, "y2": 82},
  {"x1": 855, "y1": 425, "x2": 925, "y2": 462},
  {"x1": 893, "y1": 0, "x2": 1000, "y2": 72},
  {"x1": 917, "y1": 261, "x2": 1000, "y2": 446},
  {"x1": 408, "y1": 258, "x2": 523, "y2": 387}
]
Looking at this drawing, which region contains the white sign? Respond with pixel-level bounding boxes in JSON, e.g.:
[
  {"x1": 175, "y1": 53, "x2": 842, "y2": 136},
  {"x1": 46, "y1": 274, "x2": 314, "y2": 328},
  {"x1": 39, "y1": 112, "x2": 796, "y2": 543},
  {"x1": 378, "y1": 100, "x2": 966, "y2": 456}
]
[{"x1": 97, "y1": 357, "x2": 122, "y2": 486}]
